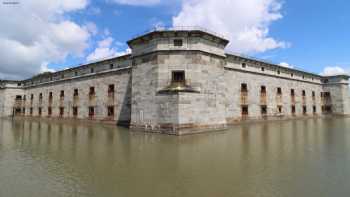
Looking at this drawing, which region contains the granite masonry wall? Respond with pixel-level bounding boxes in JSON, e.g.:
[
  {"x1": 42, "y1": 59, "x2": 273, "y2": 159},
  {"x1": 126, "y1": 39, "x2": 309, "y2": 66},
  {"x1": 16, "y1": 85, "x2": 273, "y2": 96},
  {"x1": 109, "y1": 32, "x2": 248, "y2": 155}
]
[
  {"x1": 130, "y1": 51, "x2": 228, "y2": 134},
  {"x1": 21, "y1": 69, "x2": 131, "y2": 124},
  {"x1": 0, "y1": 29, "x2": 349, "y2": 135}
]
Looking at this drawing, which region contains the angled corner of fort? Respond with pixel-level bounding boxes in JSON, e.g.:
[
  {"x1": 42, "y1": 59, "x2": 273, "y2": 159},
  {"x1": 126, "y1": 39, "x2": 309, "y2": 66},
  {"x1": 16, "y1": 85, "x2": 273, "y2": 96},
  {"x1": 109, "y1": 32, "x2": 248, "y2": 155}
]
[{"x1": 1, "y1": 27, "x2": 350, "y2": 135}]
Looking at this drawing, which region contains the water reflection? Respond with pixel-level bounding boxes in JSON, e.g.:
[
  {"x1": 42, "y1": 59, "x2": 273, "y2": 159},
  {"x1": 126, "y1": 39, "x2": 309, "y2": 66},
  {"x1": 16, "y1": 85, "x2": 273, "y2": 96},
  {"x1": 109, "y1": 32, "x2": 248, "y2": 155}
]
[{"x1": 1, "y1": 117, "x2": 350, "y2": 197}]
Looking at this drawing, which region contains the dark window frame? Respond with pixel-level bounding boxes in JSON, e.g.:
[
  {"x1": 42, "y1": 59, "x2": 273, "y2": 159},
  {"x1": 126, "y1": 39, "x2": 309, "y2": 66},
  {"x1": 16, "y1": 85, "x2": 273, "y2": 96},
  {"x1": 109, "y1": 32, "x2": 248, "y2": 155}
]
[
  {"x1": 108, "y1": 84, "x2": 115, "y2": 93},
  {"x1": 73, "y1": 107, "x2": 78, "y2": 117},
  {"x1": 89, "y1": 87, "x2": 95, "y2": 96},
  {"x1": 173, "y1": 39, "x2": 183, "y2": 47},
  {"x1": 241, "y1": 105, "x2": 249, "y2": 116},
  {"x1": 88, "y1": 106, "x2": 95, "y2": 117},
  {"x1": 74, "y1": 89, "x2": 79, "y2": 96},
  {"x1": 241, "y1": 83, "x2": 248, "y2": 92},
  {"x1": 277, "y1": 87, "x2": 282, "y2": 95},
  {"x1": 261, "y1": 105, "x2": 267, "y2": 115},
  {"x1": 107, "y1": 106, "x2": 114, "y2": 117},
  {"x1": 59, "y1": 107, "x2": 64, "y2": 117},
  {"x1": 171, "y1": 71, "x2": 185, "y2": 84}
]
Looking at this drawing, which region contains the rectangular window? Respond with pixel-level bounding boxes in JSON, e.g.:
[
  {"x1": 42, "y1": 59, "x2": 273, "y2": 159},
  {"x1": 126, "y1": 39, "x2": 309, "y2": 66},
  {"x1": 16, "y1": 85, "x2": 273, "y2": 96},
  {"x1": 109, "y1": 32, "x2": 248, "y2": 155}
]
[
  {"x1": 261, "y1": 86, "x2": 266, "y2": 94},
  {"x1": 89, "y1": 106, "x2": 95, "y2": 117},
  {"x1": 241, "y1": 83, "x2": 248, "y2": 92},
  {"x1": 89, "y1": 87, "x2": 95, "y2": 96},
  {"x1": 31, "y1": 94, "x2": 34, "y2": 100},
  {"x1": 38, "y1": 107, "x2": 42, "y2": 116},
  {"x1": 291, "y1": 89, "x2": 295, "y2": 96},
  {"x1": 107, "y1": 106, "x2": 114, "y2": 117},
  {"x1": 74, "y1": 89, "x2": 79, "y2": 96},
  {"x1": 59, "y1": 107, "x2": 64, "y2": 117},
  {"x1": 110, "y1": 64, "x2": 114, "y2": 69},
  {"x1": 73, "y1": 107, "x2": 78, "y2": 117},
  {"x1": 303, "y1": 106, "x2": 307, "y2": 115},
  {"x1": 312, "y1": 91, "x2": 315, "y2": 97},
  {"x1": 313, "y1": 105, "x2": 317, "y2": 114},
  {"x1": 90, "y1": 68, "x2": 94, "y2": 73},
  {"x1": 172, "y1": 71, "x2": 185, "y2": 84},
  {"x1": 48, "y1": 107, "x2": 52, "y2": 116},
  {"x1": 39, "y1": 93, "x2": 43, "y2": 100},
  {"x1": 324, "y1": 106, "x2": 332, "y2": 114},
  {"x1": 60, "y1": 90, "x2": 64, "y2": 98},
  {"x1": 302, "y1": 90, "x2": 306, "y2": 96},
  {"x1": 261, "y1": 105, "x2": 267, "y2": 116},
  {"x1": 30, "y1": 107, "x2": 33, "y2": 115},
  {"x1": 108, "y1": 84, "x2": 115, "y2": 93},
  {"x1": 278, "y1": 105, "x2": 283, "y2": 113},
  {"x1": 261, "y1": 67, "x2": 265, "y2": 72},
  {"x1": 277, "y1": 87, "x2": 282, "y2": 95},
  {"x1": 242, "y1": 63, "x2": 246, "y2": 68},
  {"x1": 49, "y1": 92, "x2": 53, "y2": 103},
  {"x1": 241, "y1": 105, "x2": 249, "y2": 116},
  {"x1": 174, "y1": 39, "x2": 183, "y2": 47},
  {"x1": 291, "y1": 105, "x2": 296, "y2": 115}
]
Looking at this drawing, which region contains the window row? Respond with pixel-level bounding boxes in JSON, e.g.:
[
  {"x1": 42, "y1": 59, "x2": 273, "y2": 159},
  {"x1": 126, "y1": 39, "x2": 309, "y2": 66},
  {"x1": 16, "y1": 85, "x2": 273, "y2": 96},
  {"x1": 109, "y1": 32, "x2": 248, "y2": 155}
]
[
  {"x1": 21, "y1": 106, "x2": 116, "y2": 118},
  {"x1": 22, "y1": 84, "x2": 115, "y2": 102},
  {"x1": 240, "y1": 84, "x2": 325, "y2": 99},
  {"x1": 241, "y1": 104, "x2": 324, "y2": 117}
]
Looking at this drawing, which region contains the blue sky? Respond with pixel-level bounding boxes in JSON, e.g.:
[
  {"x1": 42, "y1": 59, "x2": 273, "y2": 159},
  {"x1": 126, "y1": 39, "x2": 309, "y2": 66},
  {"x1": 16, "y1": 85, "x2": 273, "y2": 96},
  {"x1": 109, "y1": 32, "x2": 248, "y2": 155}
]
[{"x1": 0, "y1": 0, "x2": 349, "y2": 79}]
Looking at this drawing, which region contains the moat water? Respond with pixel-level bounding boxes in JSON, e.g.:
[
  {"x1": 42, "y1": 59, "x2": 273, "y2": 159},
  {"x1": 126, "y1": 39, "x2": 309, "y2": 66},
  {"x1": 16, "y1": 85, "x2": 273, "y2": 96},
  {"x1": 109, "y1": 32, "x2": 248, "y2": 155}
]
[{"x1": 1, "y1": 117, "x2": 350, "y2": 197}]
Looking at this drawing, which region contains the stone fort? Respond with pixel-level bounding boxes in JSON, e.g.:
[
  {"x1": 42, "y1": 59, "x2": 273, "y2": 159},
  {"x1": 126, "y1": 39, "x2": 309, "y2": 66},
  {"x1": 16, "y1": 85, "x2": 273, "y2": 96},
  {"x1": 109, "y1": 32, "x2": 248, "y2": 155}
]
[{"x1": 1, "y1": 28, "x2": 349, "y2": 135}]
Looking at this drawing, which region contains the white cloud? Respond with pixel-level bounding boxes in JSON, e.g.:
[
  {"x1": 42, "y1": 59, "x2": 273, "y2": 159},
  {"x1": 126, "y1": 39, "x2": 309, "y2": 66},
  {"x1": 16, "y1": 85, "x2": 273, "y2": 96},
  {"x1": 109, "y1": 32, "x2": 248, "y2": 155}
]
[
  {"x1": 279, "y1": 62, "x2": 294, "y2": 68},
  {"x1": 40, "y1": 62, "x2": 56, "y2": 73},
  {"x1": 173, "y1": 0, "x2": 288, "y2": 53},
  {"x1": 0, "y1": 0, "x2": 90, "y2": 79},
  {"x1": 86, "y1": 37, "x2": 130, "y2": 62},
  {"x1": 321, "y1": 66, "x2": 349, "y2": 76},
  {"x1": 84, "y1": 22, "x2": 99, "y2": 36},
  {"x1": 110, "y1": 0, "x2": 161, "y2": 6}
]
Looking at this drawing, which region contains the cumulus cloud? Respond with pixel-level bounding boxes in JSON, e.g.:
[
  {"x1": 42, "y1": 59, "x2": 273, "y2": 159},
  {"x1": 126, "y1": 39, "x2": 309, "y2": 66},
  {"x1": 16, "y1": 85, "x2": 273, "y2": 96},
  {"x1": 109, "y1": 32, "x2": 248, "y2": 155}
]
[
  {"x1": 110, "y1": 0, "x2": 161, "y2": 6},
  {"x1": 321, "y1": 66, "x2": 349, "y2": 76},
  {"x1": 173, "y1": 0, "x2": 288, "y2": 53},
  {"x1": 279, "y1": 62, "x2": 294, "y2": 68},
  {"x1": 86, "y1": 37, "x2": 130, "y2": 62},
  {"x1": 40, "y1": 62, "x2": 56, "y2": 73},
  {"x1": 0, "y1": 0, "x2": 91, "y2": 79}
]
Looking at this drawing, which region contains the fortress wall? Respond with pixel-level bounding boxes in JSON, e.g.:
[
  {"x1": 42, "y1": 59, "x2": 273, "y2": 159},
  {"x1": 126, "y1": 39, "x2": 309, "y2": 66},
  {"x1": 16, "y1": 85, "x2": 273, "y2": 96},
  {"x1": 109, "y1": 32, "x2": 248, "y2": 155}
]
[
  {"x1": 224, "y1": 60, "x2": 324, "y2": 122},
  {"x1": 22, "y1": 69, "x2": 131, "y2": 124},
  {"x1": 0, "y1": 88, "x2": 25, "y2": 116}
]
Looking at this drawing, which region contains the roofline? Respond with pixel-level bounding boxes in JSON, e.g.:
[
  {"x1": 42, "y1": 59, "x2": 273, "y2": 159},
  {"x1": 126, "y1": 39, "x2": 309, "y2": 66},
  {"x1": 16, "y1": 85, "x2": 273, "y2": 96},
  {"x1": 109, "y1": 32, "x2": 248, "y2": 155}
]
[
  {"x1": 21, "y1": 54, "x2": 131, "y2": 83},
  {"x1": 0, "y1": 80, "x2": 21, "y2": 83},
  {"x1": 127, "y1": 26, "x2": 230, "y2": 46},
  {"x1": 226, "y1": 53, "x2": 346, "y2": 79}
]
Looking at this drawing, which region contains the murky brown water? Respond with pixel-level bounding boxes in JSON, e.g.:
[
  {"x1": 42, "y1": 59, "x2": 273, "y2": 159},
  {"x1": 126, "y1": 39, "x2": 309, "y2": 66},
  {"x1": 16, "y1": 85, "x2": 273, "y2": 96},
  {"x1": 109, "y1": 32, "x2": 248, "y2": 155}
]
[{"x1": 1, "y1": 117, "x2": 350, "y2": 197}]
